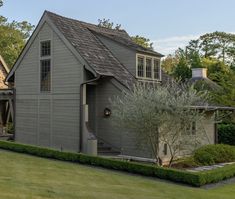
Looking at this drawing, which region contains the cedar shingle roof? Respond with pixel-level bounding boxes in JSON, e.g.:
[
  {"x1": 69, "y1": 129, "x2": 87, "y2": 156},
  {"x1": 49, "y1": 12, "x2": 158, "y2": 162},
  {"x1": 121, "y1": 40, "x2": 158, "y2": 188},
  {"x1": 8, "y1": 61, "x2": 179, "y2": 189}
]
[
  {"x1": 46, "y1": 11, "x2": 136, "y2": 88},
  {"x1": 80, "y1": 21, "x2": 164, "y2": 57}
]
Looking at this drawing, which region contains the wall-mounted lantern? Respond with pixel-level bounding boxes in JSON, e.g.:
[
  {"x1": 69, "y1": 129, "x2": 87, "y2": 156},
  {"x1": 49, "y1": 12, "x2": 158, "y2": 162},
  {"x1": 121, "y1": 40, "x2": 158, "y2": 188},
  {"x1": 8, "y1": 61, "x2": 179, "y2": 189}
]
[{"x1": 104, "y1": 108, "x2": 111, "y2": 117}]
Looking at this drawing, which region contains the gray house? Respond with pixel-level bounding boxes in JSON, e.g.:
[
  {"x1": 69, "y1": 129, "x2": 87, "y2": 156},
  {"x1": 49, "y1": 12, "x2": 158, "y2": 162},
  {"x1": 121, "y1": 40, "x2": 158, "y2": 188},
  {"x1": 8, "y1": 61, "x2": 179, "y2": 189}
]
[{"x1": 6, "y1": 11, "x2": 221, "y2": 161}]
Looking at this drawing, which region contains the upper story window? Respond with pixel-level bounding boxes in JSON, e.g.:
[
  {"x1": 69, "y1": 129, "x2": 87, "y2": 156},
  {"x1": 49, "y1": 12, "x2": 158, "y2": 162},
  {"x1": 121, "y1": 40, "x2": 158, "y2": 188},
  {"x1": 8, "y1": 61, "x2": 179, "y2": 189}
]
[
  {"x1": 40, "y1": 40, "x2": 51, "y2": 92},
  {"x1": 136, "y1": 54, "x2": 161, "y2": 80},
  {"x1": 154, "y1": 59, "x2": 160, "y2": 79},
  {"x1": 41, "y1": 41, "x2": 51, "y2": 57},
  {"x1": 40, "y1": 59, "x2": 51, "y2": 92},
  {"x1": 146, "y1": 58, "x2": 152, "y2": 78},
  {"x1": 137, "y1": 56, "x2": 144, "y2": 77}
]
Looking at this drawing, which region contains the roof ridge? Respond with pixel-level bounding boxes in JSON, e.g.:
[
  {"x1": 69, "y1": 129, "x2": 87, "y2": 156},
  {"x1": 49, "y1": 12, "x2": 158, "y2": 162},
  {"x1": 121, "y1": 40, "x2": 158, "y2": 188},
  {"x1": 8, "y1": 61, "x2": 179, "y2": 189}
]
[
  {"x1": 45, "y1": 10, "x2": 127, "y2": 34},
  {"x1": 45, "y1": 10, "x2": 163, "y2": 57}
]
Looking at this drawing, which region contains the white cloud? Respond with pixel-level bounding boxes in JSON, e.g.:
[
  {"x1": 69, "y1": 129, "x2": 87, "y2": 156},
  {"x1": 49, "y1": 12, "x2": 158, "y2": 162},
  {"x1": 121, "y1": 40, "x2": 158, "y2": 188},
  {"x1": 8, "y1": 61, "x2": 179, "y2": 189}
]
[{"x1": 152, "y1": 34, "x2": 200, "y2": 56}]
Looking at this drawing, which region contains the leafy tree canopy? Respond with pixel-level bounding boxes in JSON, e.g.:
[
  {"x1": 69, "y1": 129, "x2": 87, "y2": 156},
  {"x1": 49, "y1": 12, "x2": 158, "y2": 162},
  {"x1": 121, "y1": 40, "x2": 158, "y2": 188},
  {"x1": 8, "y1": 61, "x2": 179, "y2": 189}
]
[
  {"x1": 98, "y1": 18, "x2": 121, "y2": 30},
  {"x1": 161, "y1": 31, "x2": 235, "y2": 107},
  {"x1": 0, "y1": 1, "x2": 34, "y2": 68}
]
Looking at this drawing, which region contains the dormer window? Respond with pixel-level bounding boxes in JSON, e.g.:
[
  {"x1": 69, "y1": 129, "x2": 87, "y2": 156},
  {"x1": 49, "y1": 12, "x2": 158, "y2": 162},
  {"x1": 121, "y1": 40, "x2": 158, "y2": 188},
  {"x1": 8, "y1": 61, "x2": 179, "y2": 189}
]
[
  {"x1": 154, "y1": 59, "x2": 160, "y2": 79},
  {"x1": 146, "y1": 58, "x2": 152, "y2": 78},
  {"x1": 137, "y1": 56, "x2": 144, "y2": 77},
  {"x1": 136, "y1": 54, "x2": 161, "y2": 80}
]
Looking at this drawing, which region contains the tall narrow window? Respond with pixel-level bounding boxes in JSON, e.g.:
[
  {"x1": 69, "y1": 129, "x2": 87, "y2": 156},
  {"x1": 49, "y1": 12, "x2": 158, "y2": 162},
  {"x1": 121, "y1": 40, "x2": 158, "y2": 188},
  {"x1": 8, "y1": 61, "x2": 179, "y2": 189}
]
[
  {"x1": 163, "y1": 143, "x2": 168, "y2": 155},
  {"x1": 192, "y1": 121, "x2": 196, "y2": 135},
  {"x1": 41, "y1": 41, "x2": 51, "y2": 57},
  {"x1": 146, "y1": 58, "x2": 152, "y2": 78},
  {"x1": 137, "y1": 56, "x2": 144, "y2": 77},
  {"x1": 153, "y1": 59, "x2": 160, "y2": 79},
  {"x1": 40, "y1": 59, "x2": 51, "y2": 92}
]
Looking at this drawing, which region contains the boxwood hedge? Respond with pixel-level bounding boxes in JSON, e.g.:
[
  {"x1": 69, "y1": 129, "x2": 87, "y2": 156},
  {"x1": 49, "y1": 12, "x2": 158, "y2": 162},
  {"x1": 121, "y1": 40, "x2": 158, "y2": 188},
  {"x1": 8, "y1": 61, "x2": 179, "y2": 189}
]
[{"x1": 0, "y1": 140, "x2": 234, "y2": 187}]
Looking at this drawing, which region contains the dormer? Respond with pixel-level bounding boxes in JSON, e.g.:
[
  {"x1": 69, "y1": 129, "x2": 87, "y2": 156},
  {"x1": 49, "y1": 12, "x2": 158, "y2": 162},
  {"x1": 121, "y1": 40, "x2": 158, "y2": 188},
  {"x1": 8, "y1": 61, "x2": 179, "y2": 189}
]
[{"x1": 136, "y1": 54, "x2": 161, "y2": 81}]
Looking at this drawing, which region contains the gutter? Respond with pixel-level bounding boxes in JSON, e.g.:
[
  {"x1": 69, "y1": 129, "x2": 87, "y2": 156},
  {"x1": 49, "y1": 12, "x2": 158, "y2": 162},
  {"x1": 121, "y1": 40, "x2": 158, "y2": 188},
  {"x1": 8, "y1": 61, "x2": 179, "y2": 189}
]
[{"x1": 79, "y1": 72, "x2": 101, "y2": 152}]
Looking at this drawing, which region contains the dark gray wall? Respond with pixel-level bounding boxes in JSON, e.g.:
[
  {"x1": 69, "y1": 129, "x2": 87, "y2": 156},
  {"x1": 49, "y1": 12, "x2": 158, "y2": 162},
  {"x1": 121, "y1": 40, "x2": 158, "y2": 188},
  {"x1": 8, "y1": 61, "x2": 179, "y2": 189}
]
[
  {"x1": 15, "y1": 22, "x2": 82, "y2": 152},
  {"x1": 94, "y1": 78, "x2": 153, "y2": 158},
  {"x1": 96, "y1": 35, "x2": 136, "y2": 76}
]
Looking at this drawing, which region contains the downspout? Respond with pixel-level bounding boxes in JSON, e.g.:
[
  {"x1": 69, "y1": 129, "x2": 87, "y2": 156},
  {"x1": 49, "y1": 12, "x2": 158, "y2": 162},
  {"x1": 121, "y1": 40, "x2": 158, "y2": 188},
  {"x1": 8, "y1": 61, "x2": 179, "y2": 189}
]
[{"x1": 79, "y1": 72, "x2": 101, "y2": 152}]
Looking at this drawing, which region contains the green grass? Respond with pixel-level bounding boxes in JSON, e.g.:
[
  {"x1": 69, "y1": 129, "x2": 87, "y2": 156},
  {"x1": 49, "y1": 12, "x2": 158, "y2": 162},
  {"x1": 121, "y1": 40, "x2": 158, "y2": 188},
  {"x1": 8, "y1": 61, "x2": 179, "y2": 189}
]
[{"x1": 0, "y1": 150, "x2": 234, "y2": 199}]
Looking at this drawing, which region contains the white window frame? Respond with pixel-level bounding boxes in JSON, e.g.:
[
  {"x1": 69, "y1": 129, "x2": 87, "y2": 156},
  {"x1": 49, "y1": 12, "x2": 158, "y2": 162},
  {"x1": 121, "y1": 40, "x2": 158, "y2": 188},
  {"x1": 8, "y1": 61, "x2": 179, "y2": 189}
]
[{"x1": 136, "y1": 53, "x2": 161, "y2": 81}]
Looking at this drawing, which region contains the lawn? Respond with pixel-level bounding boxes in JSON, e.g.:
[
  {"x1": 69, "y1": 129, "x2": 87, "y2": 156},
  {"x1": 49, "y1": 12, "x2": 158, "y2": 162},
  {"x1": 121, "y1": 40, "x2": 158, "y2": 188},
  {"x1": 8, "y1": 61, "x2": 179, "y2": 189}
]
[{"x1": 0, "y1": 150, "x2": 234, "y2": 199}]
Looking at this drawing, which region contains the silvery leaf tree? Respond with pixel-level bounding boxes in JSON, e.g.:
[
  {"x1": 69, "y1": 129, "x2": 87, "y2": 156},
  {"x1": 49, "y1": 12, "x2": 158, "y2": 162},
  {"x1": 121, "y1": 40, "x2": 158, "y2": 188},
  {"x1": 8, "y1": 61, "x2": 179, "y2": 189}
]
[{"x1": 111, "y1": 82, "x2": 211, "y2": 166}]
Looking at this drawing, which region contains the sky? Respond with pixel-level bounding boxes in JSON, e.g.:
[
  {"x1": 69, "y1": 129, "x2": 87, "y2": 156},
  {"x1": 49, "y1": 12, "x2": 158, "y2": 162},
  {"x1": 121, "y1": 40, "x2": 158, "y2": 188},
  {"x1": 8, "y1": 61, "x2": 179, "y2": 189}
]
[{"x1": 1, "y1": 0, "x2": 235, "y2": 55}]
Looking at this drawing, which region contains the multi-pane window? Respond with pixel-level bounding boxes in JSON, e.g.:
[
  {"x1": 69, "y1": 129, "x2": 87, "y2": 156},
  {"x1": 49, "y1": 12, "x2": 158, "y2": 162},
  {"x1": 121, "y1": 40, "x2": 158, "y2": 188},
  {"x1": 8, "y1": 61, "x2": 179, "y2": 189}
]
[
  {"x1": 146, "y1": 58, "x2": 152, "y2": 78},
  {"x1": 40, "y1": 59, "x2": 51, "y2": 92},
  {"x1": 137, "y1": 55, "x2": 161, "y2": 80},
  {"x1": 41, "y1": 41, "x2": 51, "y2": 57},
  {"x1": 137, "y1": 56, "x2": 144, "y2": 77},
  {"x1": 186, "y1": 122, "x2": 196, "y2": 135},
  {"x1": 40, "y1": 40, "x2": 51, "y2": 92},
  {"x1": 154, "y1": 59, "x2": 160, "y2": 79}
]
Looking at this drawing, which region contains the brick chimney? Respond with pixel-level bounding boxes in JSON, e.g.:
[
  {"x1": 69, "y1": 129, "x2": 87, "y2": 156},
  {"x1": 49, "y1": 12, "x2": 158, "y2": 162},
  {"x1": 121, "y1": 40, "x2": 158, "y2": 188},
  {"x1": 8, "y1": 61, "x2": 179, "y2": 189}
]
[{"x1": 192, "y1": 68, "x2": 207, "y2": 78}]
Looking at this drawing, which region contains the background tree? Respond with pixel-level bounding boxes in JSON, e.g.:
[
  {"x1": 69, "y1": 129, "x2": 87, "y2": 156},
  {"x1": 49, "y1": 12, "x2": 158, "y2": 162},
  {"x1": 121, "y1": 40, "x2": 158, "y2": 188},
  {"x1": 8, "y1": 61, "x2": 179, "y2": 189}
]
[
  {"x1": 98, "y1": 18, "x2": 153, "y2": 50},
  {"x1": 98, "y1": 18, "x2": 121, "y2": 30},
  {"x1": 161, "y1": 31, "x2": 235, "y2": 107},
  {"x1": 131, "y1": 35, "x2": 154, "y2": 50},
  {"x1": 111, "y1": 82, "x2": 209, "y2": 166},
  {"x1": 161, "y1": 54, "x2": 178, "y2": 74},
  {"x1": 0, "y1": 1, "x2": 34, "y2": 67}
]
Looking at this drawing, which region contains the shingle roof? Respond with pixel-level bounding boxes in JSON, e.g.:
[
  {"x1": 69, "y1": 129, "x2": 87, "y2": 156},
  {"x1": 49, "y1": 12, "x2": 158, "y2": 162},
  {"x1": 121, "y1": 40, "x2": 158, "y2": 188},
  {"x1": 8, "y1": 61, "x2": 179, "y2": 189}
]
[
  {"x1": 80, "y1": 21, "x2": 164, "y2": 57},
  {"x1": 46, "y1": 11, "x2": 136, "y2": 88}
]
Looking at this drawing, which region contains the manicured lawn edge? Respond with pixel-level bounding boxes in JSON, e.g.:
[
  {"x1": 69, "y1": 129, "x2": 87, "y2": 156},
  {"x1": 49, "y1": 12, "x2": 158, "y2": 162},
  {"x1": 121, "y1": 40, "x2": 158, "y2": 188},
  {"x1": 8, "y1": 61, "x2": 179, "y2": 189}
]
[{"x1": 0, "y1": 140, "x2": 234, "y2": 187}]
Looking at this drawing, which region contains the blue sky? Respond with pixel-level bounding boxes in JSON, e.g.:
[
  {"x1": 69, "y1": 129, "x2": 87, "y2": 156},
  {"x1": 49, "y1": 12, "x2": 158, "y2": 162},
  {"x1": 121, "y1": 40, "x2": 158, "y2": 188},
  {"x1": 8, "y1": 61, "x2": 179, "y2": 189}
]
[{"x1": 1, "y1": 0, "x2": 235, "y2": 55}]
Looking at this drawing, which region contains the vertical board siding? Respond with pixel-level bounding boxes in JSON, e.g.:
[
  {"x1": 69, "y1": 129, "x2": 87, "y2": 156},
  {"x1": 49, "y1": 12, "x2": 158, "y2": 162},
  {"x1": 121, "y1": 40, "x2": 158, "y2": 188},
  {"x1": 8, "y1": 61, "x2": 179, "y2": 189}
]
[
  {"x1": 15, "y1": 22, "x2": 82, "y2": 152},
  {"x1": 38, "y1": 99, "x2": 51, "y2": 147},
  {"x1": 15, "y1": 99, "x2": 38, "y2": 145},
  {"x1": 52, "y1": 99, "x2": 80, "y2": 151}
]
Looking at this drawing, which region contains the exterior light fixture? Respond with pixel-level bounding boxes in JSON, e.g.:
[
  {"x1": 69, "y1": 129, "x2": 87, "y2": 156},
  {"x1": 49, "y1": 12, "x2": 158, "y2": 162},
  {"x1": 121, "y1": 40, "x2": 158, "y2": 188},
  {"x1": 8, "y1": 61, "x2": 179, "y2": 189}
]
[{"x1": 104, "y1": 108, "x2": 111, "y2": 117}]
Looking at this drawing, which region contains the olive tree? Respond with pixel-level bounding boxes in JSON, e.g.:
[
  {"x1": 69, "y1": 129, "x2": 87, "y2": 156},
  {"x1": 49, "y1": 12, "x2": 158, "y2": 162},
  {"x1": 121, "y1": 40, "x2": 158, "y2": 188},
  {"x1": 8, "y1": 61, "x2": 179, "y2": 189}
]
[{"x1": 111, "y1": 82, "x2": 211, "y2": 166}]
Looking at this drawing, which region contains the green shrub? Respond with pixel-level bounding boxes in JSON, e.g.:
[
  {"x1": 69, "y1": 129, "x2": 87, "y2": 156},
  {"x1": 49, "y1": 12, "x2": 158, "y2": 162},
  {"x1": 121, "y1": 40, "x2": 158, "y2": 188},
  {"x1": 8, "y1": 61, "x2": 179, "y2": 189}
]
[
  {"x1": 6, "y1": 123, "x2": 14, "y2": 134},
  {"x1": 218, "y1": 124, "x2": 235, "y2": 146},
  {"x1": 0, "y1": 141, "x2": 234, "y2": 186},
  {"x1": 194, "y1": 144, "x2": 235, "y2": 165},
  {"x1": 199, "y1": 164, "x2": 235, "y2": 185}
]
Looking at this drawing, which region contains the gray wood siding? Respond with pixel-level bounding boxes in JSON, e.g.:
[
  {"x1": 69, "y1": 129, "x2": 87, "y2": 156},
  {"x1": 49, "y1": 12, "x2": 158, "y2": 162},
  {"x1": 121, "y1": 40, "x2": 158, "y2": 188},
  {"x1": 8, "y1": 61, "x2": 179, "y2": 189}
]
[
  {"x1": 96, "y1": 35, "x2": 136, "y2": 76},
  {"x1": 94, "y1": 78, "x2": 152, "y2": 157},
  {"x1": 15, "y1": 22, "x2": 82, "y2": 152}
]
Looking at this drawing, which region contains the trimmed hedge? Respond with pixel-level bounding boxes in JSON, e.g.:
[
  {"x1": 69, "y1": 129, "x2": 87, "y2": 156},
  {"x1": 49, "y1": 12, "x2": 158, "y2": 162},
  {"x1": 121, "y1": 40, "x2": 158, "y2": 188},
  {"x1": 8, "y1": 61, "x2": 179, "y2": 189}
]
[
  {"x1": 218, "y1": 124, "x2": 235, "y2": 146},
  {"x1": 194, "y1": 144, "x2": 235, "y2": 165},
  {"x1": 0, "y1": 141, "x2": 234, "y2": 187}
]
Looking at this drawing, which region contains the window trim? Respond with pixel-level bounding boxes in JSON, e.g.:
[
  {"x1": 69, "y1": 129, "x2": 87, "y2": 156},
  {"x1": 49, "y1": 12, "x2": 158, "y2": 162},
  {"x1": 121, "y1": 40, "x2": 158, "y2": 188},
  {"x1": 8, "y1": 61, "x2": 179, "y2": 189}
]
[
  {"x1": 136, "y1": 53, "x2": 161, "y2": 81},
  {"x1": 40, "y1": 40, "x2": 51, "y2": 57}
]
